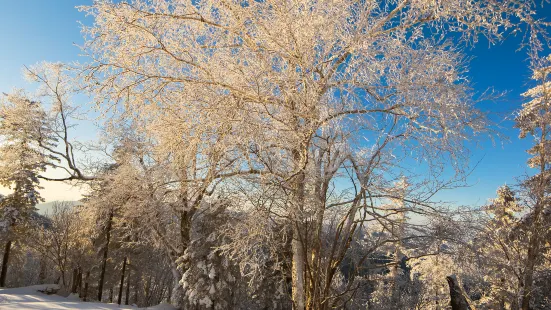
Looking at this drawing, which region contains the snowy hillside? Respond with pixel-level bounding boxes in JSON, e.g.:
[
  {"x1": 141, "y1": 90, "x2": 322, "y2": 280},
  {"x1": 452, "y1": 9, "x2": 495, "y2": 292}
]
[{"x1": 0, "y1": 285, "x2": 176, "y2": 310}]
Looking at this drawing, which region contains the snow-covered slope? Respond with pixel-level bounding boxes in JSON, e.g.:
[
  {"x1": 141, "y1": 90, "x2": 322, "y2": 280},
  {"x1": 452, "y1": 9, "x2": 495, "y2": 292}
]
[{"x1": 0, "y1": 285, "x2": 176, "y2": 310}]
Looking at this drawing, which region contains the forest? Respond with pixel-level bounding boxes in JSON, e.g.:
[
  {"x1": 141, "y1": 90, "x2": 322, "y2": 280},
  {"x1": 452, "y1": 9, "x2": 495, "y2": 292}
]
[{"x1": 0, "y1": 0, "x2": 551, "y2": 309}]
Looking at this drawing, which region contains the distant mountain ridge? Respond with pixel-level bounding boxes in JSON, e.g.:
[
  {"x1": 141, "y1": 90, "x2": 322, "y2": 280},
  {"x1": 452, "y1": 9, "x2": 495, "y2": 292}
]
[{"x1": 35, "y1": 201, "x2": 81, "y2": 215}]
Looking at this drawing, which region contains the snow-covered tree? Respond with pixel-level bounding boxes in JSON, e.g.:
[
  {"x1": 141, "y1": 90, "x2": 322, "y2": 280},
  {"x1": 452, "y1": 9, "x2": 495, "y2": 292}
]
[
  {"x1": 82, "y1": 155, "x2": 134, "y2": 302},
  {"x1": 29, "y1": 202, "x2": 94, "y2": 292},
  {"x1": 515, "y1": 54, "x2": 551, "y2": 310},
  {"x1": 410, "y1": 253, "x2": 457, "y2": 309},
  {"x1": 0, "y1": 91, "x2": 53, "y2": 287},
  {"x1": 78, "y1": 1, "x2": 549, "y2": 308},
  {"x1": 476, "y1": 185, "x2": 526, "y2": 309}
]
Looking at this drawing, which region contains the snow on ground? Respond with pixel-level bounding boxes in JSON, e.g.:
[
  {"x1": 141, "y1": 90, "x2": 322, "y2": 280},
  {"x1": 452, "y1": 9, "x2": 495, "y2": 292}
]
[{"x1": 0, "y1": 285, "x2": 176, "y2": 310}]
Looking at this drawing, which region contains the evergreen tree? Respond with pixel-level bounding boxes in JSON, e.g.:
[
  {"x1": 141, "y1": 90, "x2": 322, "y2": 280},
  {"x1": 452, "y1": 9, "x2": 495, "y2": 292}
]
[
  {"x1": 0, "y1": 91, "x2": 53, "y2": 287},
  {"x1": 515, "y1": 54, "x2": 551, "y2": 310},
  {"x1": 477, "y1": 185, "x2": 525, "y2": 308}
]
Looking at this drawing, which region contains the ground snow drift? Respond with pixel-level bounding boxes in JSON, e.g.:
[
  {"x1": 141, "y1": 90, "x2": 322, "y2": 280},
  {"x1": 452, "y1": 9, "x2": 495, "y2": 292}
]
[{"x1": 0, "y1": 285, "x2": 176, "y2": 310}]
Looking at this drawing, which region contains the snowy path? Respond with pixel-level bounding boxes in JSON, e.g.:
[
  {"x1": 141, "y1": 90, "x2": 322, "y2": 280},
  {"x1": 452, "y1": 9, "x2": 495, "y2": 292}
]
[{"x1": 0, "y1": 285, "x2": 175, "y2": 310}]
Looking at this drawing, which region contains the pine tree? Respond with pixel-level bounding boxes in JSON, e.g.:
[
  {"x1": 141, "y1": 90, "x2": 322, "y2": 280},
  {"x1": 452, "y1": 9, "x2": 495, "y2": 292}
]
[
  {"x1": 0, "y1": 91, "x2": 53, "y2": 287},
  {"x1": 477, "y1": 185, "x2": 525, "y2": 308},
  {"x1": 515, "y1": 54, "x2": 551, "y2": 310}
]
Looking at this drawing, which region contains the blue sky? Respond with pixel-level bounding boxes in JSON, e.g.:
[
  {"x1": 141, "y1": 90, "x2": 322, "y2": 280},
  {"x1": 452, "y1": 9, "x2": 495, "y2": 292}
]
[
  {"x1": 0, "y1": 0, "x2": 93, "y2": 202},
  {"x1": 0, "y1": 1, "x2": 549, "y2": 206},
  {"x1": 0, "y1": 1, "x2": 92, "y2": 89}
]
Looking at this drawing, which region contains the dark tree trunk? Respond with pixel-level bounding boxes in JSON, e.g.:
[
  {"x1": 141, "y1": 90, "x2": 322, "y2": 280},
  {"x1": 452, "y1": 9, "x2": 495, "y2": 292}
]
[
  {"x1": 446, "y1": 275, "x2": 473, "y2": 310},
  {"x1": 39, "y1": 253, "x2": 47, "y2": 284},
  {"x1": 77, "y1": 269, "x2": 82, "y2": 295},
  {"x1": 145, "y1": 275, "x2": 152, "y2": 305},
  {"x1": 0, "y1": 240, "x2": 12, "y2": 287},
  {"x1": 125, "y1": 268, "x2": 131, "y2": 305},
  {"x1": 71, "y1": 268, "x2": 78, "y2": 293},
  {"x1": 109, "y1": 287, "x2": 113, "y2": 303},
  {"x1": 167, "y1": 281, "x2": 172, "y2": 304},
  {"x1": 97, "y1": 210, "x2": 114, "y2": 301},
  {"x1": 134, "y1": 274, "x2": 139, "y2": 306},
  {"x1": 117, "y1": 257, "x2": 127, "y2": 305},
  {"x1": 83, "y1": 271, "x2": 90, "y2": 302}
]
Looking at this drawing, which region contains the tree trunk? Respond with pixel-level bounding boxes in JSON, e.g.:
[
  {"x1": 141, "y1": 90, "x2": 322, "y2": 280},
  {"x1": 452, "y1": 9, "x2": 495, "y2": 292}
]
[
  {"x1": 446, "y1": 275, "x2": 473, "y2": 310},
  {"x1": 291, "y1": 166, "x2": 306, "y2": 310},
  {"x1": 521, "y1": 238, "x2": 538, "y2": 310},
  {"x1": 307, "y1": 178, "x2": 326, "y2": 310},
  {"x1": 167, "y1": 282, "x2": 171, "y2": 304},
  {"x1": 134, "y1": 274, "x2": 139, "y2": 306},
  {"x1": 292, "y1": 227, "x2": 306, "y2": 310},
  {"x1": 0, "y1": 240, "x2": 12, "y2": 287},
  {"x1": 170, "y1": 267, "x2": 184, "y2": 308},
  {"x1": 391, "y1": 204, "x2": 407, "y2": 306},
  {"x1": 125, "y1": 268, "x2": 131, "y2": 305},
  {"x1": 97, "y1": 210, "x2": 114, "y2": 301},
  {"x1": 59, "y1": 264, "x2": 67, "y2": 289},
  {"x1": 109, "y1": 287, "x2": 113, "y2": 303},
  {"x1": 117, "y1": 257, "x2": 127, "y2": 305},
  {"x1": 145, "y1": 275, "x2": 152, "y2": 305},
  {"x1": 39, "y1": 253, "x2": 47, "y2": 284},
  {"x1": 83, "y1": 271, "x2": 90, "y2": 302},
  {"x1": 71, "y1": 268, "x2": 78, "y2": 293},
  {"x1": 77, "y1": 269, "x2": 82, "y2": 295}
]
